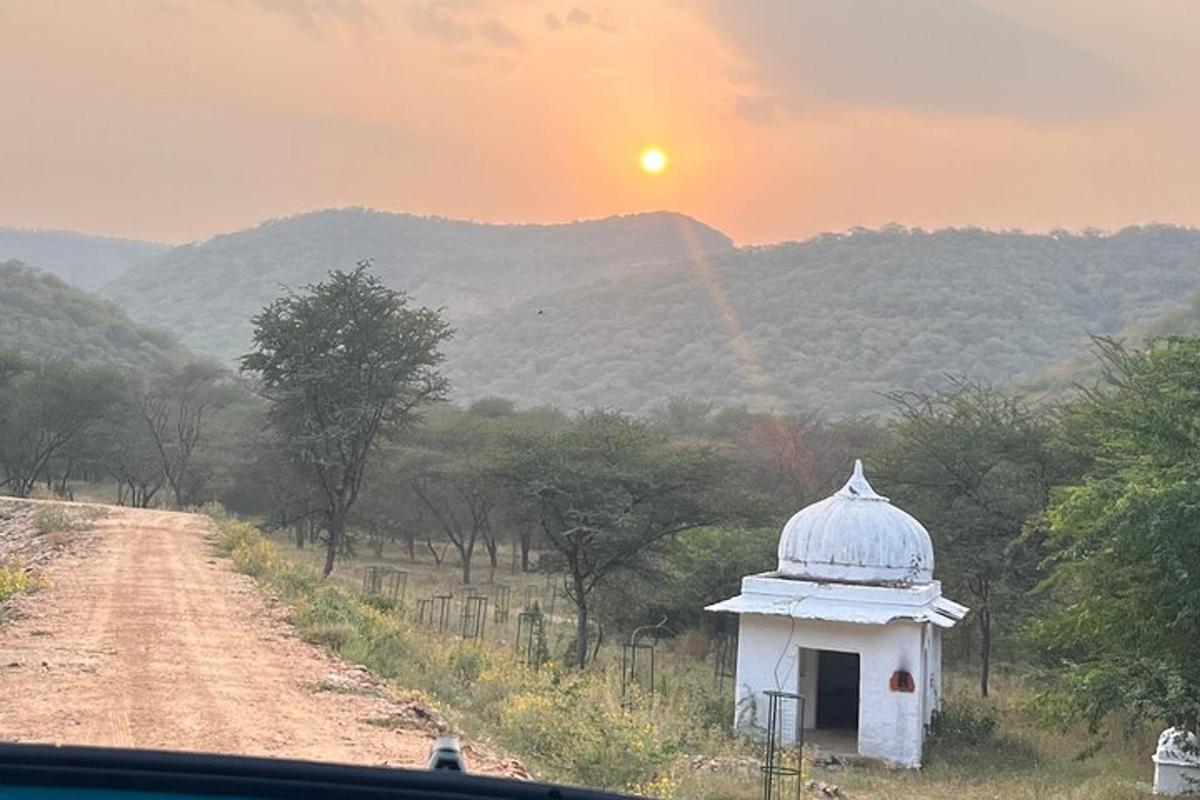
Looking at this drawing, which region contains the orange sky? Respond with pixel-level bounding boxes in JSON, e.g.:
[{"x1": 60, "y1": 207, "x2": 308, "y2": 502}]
[{"x1": 2, "y1": 0, "x2": 1199, "y2": 245}]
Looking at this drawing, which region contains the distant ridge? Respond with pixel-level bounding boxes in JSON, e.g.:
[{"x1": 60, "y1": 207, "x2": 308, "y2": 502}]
[
  {"x1": 0, "y1": 227, "x2": 168, "y2": 290},
  {"x1": 441, "y1": 225, "x2": 1200, "y2": 413},
  {"x1": 0, "y1": 260, "x2": 192, "y2": 373},
  {"x1": 94, "y1": 211, "x2": 1200, "y2": 414},
  {"x1": 102, "y1": 207, "x2": 734, "y2": 362}
]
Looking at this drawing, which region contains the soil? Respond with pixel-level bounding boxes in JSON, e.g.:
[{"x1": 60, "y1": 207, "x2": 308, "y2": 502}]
[{"x1": 0, "y1": 502, "x2": 516, "y2": 774}]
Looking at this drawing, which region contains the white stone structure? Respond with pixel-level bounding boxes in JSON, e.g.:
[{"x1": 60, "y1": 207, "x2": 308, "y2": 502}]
[
  {"x1": 1154, "y1": 727, "x2": 1200, "y2": 795},
  {"x1": 706, "y1": 460, "x2": 968, "y2": 768}
]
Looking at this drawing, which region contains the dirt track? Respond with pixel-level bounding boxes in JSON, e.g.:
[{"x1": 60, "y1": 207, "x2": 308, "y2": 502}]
[{"x1": 0, "y1": 504, "x2": 486, "y2": 770}]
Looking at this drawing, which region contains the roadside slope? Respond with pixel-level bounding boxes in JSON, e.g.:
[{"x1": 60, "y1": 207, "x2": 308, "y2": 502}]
[{"x1": 0, "y1": 504, "x2": 469, "y2": 769}]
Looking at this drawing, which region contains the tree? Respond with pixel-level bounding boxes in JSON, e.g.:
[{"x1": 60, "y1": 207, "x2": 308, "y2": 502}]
[
  {"x1": 92, "y1": 390, "x2": 167, "y2": 508},
  {"x1": 241, "y1": 264, "x2": 451, "y2": 577},
  {"x1": 876, "y1": 378, "x2": 1074, "y2": 697},
  {"x1": 407, "y1": 445, "x2": 496, "y2": 585},
  {"x1": 501, "y1": 411, "x2": 750, "y2": 667},
  {"x1": 0, "y1": 359, "x2": 124, "y2": 497},
  {"x1": 139, "y1": 361, "x2": 230, "y2": 507},
  {"x1": 734, "y1": 411, "x2": 882, "y2": 514},
  {"x1": 1032, "y1": 337, "x2": 1200, "y2": 732}
]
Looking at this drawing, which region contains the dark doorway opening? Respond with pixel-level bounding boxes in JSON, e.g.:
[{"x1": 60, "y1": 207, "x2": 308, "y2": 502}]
[{"x1": 816, "y1": 650, "x2": 860, "y2": 730}]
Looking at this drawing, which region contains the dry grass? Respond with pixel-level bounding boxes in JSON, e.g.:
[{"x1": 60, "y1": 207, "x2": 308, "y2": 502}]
[{"x1": 254, "y1": 527, "x2": 1158, "y2": 800}]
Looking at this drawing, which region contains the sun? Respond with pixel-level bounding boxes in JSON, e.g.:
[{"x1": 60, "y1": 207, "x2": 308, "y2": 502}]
[{"x1": 640, "y1": 147, "x2": 667, "y2": 175}]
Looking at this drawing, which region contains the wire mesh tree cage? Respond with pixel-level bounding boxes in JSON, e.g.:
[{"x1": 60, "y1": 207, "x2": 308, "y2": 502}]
[
  {"x1": 361, "y1": 566, "x2": 407, "y2": 604},
  {"x1": 712, "y1": 630, "x2": 738, "y2": 690},
  {"x1": 415, "y1": 597, "x2": 434, "y2": 626},
  {"x1": 760, "y1": 690, "x2": 805, "y2": 800},
  {"x1": 515, "y1": 610, "x2": 546, "y2": 671},
  {"x1": 493, "y1": 585, "x2": 511, "y2": 624},
  {"x1": 432, "y1": 593, "x2": 453, "y2": 633},
  {"x1": 460, "y1": 594, "x2": 488, "y2": 640}
]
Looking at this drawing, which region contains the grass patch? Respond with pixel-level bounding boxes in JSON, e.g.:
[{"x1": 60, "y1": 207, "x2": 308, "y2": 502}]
[
  {"x1": 213, "y1": 514, "x2": 1157, "y2": 800},
  {"x1": 209, "y1": 514, "x2": 733, "y2": 794}
]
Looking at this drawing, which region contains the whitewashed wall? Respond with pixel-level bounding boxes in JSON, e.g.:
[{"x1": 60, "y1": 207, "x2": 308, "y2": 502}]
[{"x1": 734, "y1": 614, "x2": 930, "y2": 767}]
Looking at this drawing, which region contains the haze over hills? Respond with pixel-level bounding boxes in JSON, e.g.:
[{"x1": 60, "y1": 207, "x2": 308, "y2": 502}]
[
  {"x1": 0, "y1": 227, "x2": 168, "y2": 291},
  {"x1": 28, "y1": 208, "x2": 1198, "y2": 415},
  {"x1": 0, "y1": 260, "x2": 192, "y2": 374},
  {"x1": 1026, "y1": 288, "x2": 1200, "y2": 396},
  {"x1": 445, "y1": 225, "x2": 1200, "y2": 414},
  {"x1": 102, "y1": 208, "x2": 734, "y2": 362}
]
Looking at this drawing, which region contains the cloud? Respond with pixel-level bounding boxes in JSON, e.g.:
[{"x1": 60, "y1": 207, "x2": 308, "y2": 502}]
[
  {"x1": 405, "y1": 1, "x2": 526, "y2": 53},
  {"x1": 478, "y1": 18, "x2": 526, "y2": 51},
  {"x1": 701, "y1": 0, "x2": 1145, "y2": 123},
  {"x1": 408, "y1": 0, "x2": 476, "y2": 44},
  {"x1": 543, "y1": 5, "x2": 614, "y2": 33},
  {"x1": 252, "y1": 0, "x2": 377, "y2": 36}
]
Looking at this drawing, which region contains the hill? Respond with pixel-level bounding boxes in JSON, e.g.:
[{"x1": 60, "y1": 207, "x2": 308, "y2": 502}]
[
  {"x1": 0, "y1": 260, "x2": 192, "y2": 373},
  {"x1": 102, "y1": 208, "x2": 734, "y2": 362},
  {"x1": 0, "y1": 227, "x2": 167, "y2": 290},
  {"x1": 443, "y1": 226, "x2": 1200, "y2": 414},
  {"x1": 1026, "y1": 288, "x2": 1200, "y2": 396}
]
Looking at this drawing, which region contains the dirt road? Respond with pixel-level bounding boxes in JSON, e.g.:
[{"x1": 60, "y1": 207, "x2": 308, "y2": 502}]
[{"x1": 0, "y1": 504, "x2": 483, "y2": 770}]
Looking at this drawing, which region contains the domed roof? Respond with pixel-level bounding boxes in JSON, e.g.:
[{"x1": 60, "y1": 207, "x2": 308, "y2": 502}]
[
  {"x1": 777, "y1": 460, "x2": 934, "y2": 585},
  {"x1": 1154, "y1": 727, "x2": 1200, "y2": 766}
]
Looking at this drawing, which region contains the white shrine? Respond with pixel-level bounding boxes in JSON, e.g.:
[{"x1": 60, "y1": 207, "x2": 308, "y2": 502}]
[{"x1": 706, "y1": 460, "x2": 968, "y2": 768}]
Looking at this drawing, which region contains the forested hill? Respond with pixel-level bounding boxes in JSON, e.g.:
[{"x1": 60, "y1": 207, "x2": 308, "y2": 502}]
[
  {"x1": 0, "y1": 227, "x2": 167, "y2": 290},
  {"x1": 444, "y1": 226, "x2": 1200, "y2": 414},
  {"x1": 1027, "y1": 288, "x2": 1200, "y2": 395},
  {"x1": 102, "y1": 208, "x2": 734, "y2": 362},
  {"x1": 0, "y1": 260, "x2": 192, "y2": 373}
]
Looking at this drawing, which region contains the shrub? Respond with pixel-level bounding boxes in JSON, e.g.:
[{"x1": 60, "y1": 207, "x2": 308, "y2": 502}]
[
  {"x1": 303, "y1": 621, "x2": 357, "y2": 650},
  {"x1": 447, "y1": 642, "x2": 493, "y2": 685},
  {"x1": 0, "y1": 558, "x2": 30, "y2": 602},
  {"x1": 926, "y1": 701, "x2": 1040, "y2": 766},
  {"x1": 928, "y1": 702, "x2": 999, "y2": 747},
  {"x1": 360, "y1": 593, "x2": 396, "y2": 613},
  {"x1": 32, "y1": 504, "x2": 76, "y2": 535},
  {"x1": 231, "y1": 537, "x2": 276, "y2": 576},
  {"x1": 217, "y1": 519, "x2": 262, "y2": 556}
]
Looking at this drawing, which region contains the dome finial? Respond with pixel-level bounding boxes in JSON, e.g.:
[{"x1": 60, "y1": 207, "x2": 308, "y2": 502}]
[{"x1": 837, "y1": 458, "x2": 888, "y2": 501}]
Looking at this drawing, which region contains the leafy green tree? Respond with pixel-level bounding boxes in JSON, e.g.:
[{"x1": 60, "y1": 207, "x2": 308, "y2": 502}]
[
  {"x1": 500, "y1": 411, "x2": 752, "y2": 667},
  {"x1": 241, "y1": 264, "x2": 451, "y2": 577},
  {"x1": 0, "y1": 359, "x2": 124, "y2": 497},
  {"x1": 1032, "y1": 338, "x2": 1200, "y2": 731},
  {"x1": 876, "y1": 379, "x2": 1075, "y2": 696}
]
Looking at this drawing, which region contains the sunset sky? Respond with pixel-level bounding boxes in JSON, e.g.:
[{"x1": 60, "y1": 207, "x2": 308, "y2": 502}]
[{"x1": 3, "y1": 0, "x2": 1200, "y2": 244}]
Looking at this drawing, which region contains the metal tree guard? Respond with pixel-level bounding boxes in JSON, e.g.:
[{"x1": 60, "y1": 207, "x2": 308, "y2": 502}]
[
  {"x1": 361, "y1": 566, "x2": 408, "y2": 604},
  {"x1": 461, "y1": 594, "x2": 488, "y2": 640},
  {"x1": 712, "y1": 631, "x2": 738, "y2": 690},
  {"x1": 433, "y1": 593, "x2": 453, "y2": 633},
  {"x1": 385, "y1": 569, "x2": 408, "y2": 604},
  {"x1": 621, "y1": 617, "x2": 668, "y2": 707},
  {"x1": 761, "y1": 690, "x2": 805, "y2": 800},
  {"x1": 493, "y1": 585, "x2": 511, "y2": 624},
  {"x1": 361, "y1": 565, "x2": 384, "y2": 595},
  {"x1": 515, "y1": 610, "x2": 546, "y2": 671},
  {"x1": 415, "y1": 597, "x2": 434, "y2": 626}
]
